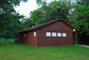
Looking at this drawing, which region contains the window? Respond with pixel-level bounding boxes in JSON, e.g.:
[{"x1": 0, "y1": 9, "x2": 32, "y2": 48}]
[
  {"x1": 24, "y1": 33, "x2": 26, "y2": 37},
  {"x1": 52, "y1": 32, "x2": 56, "y2": 37},
  {"x1": 57, "y1": 33, "x2": 61, "y2": 37},
  {"x1": 62, "y1": 33, "x2": 66, "y2": 37},
  {"x1": 46, "y1": 32, "x2": 51, "y2": 37},
  {"x1": 34, "y1": 32, "x2": 36, "y2": 36}
]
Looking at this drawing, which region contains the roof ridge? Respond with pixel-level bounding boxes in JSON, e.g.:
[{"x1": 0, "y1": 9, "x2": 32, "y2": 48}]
[{"x1": 20, "y1": 18, "x2": 75, "y2": 33}]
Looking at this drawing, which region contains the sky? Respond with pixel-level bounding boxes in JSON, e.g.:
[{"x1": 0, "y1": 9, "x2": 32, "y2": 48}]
[
  {"x1": 15, "y1": 0, "x2": 53, "y2": 17},
  {"x1": 15, "y1": 0, "x2": 76, "y2": 17},
  {"x1": 15, "y1": 0, "x2": 38, "y2": 17}
]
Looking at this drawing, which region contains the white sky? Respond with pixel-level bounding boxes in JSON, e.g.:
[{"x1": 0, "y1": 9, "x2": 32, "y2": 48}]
[
  {"x1": 15, "y1": 0, "x2": 38, "y2": 17},
  {"x1": 15, "y1": 0, "x2": 53, "y2": 17},
  {"x1": 15, "y1": 0, "x2": 76, "y2": 17}
]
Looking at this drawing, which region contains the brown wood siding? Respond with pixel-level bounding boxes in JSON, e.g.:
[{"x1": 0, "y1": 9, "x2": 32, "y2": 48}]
[
  {"x1": 37, "y1": 21, "x2": 73, "y2": 47},
  {"x1": 24, "y1": 31, "x2": 37, "y2": 47},
  {"x1": 16, "y1": 20, "x2": 74, "y2": 47},
  {"x1": 16, "y1": 31, "x2": 37, "y2": 47},
  {"x1": 38, "y1": 21, "x2": 73, "y2": 32}
]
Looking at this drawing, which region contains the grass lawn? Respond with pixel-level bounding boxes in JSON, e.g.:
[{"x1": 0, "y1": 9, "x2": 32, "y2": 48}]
[{"x1": 0, "y1": 41, "x2": 89, "y2": 60}]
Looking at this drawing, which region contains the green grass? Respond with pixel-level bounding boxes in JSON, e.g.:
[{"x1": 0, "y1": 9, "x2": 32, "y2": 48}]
[{"x1": 0, "y1": 41, "x2": 89, "y2": 60}]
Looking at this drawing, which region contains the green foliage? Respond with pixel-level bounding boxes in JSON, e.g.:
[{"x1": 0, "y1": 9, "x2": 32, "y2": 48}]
[
  {"x1": 36, "y1": 0, "x2": 68, "y2": 6},
  {"x1": 70, "y1": 3, "x2": 89, "y2": 44},
  {"x1": 81, "y1": 0, "x2": 89, "y2": 5},
  {"x1": 0, "y1": 0, "x2": 27, "y2": 38},
  {"x1": 36, "y1": 0, "x2": 43, "y2": 6},
  {"x1": 70, "y1": 4, "x2": 89, "y2": 35},
  {"x1": 30, "y1": 1, "x2": 71, "y2": 25},
  {"x1": 0, "y1": 13, "x2": 24, "y2": 37},
  {"x1": 21, "y1": 18, "x2": 32, "y2": 29}
]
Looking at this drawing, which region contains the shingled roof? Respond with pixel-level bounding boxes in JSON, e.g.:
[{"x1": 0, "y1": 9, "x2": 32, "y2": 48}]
[{"x1": 20, "y1": 18, "x2": 75, "y2": 33}]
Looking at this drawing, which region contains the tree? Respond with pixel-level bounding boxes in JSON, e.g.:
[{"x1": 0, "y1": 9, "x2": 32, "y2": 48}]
[
  {"x1": 71, "y1": 4, "x2": 89, "y2": 35},
  {"x1": 0, "y1": 0, "x2": 27, "y2": 38},
  {"x1": 70, "y1": 4, "x2": 89, "y2": 44},
  {"x1": 80, "y1": 0, "x2": 89, "y2": 5},
  {"x1": 36, "y1": 0, "x2": 69, "y2": 6},
  {"x1": 0, "y1": 12, "x2": 25, "y2": 37},
  {"x1": 21, "y1": 18, "x2": 32, "y2": 29},
  {"x1": 30, "y1": 1, "x2": 71, "y2": 25},
  {"x1": 0, "y1": 0, "x2": 27, "y2": 14}
]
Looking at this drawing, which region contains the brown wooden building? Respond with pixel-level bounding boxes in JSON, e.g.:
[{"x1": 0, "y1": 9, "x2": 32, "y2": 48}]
[{"x1": 15, "y1": 18, "x2": 78, "y2": 47}]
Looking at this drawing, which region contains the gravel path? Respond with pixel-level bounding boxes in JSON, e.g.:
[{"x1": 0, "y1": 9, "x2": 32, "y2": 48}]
[{"x1": 78, "y1": 45, "x2": 89, "y2": 48}]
